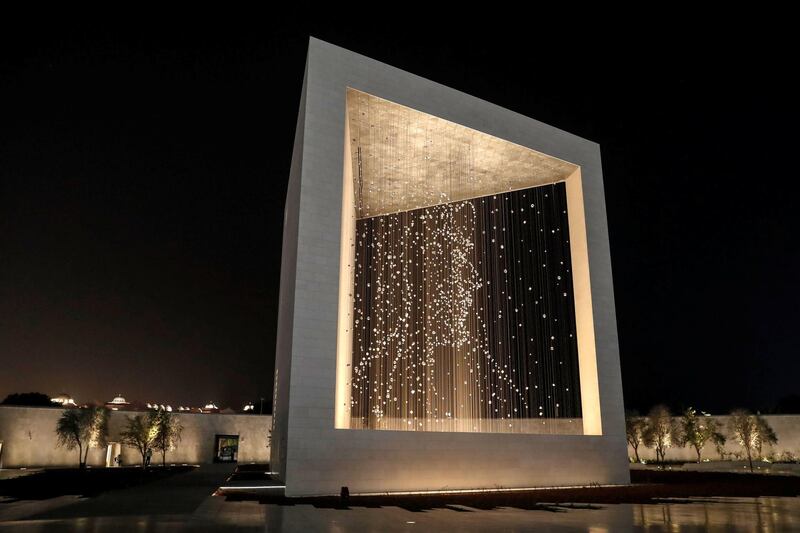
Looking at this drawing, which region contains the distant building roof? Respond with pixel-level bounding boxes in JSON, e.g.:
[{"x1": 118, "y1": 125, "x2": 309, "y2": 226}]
[
  {"x1": 50, "y1": 394, "x2": 77, "y2": 406},
  {"x1": 109, "y1": 394, "x2": 129, "y2": 405}
]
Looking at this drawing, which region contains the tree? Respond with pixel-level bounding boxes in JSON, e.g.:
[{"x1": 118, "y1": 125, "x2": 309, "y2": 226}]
[
  {"x1": 55, "y1": 406, "x2": 109, "y2": 468},
  {"x1": 56, "y1": 410, "x2": 85, "y2": 467},
  {"x1": 119, "y1": 412, "x2": 159, "y2": 467},
  {"x1": 680, "y1": 407, "x2": 726, "y2": 462},
  {"x1": 3, "y1": 392, "x2": 52, "y2": 406},
  {"x1": 755, "y1": 415, "x2": 778, "y2": 460},
  {"x1": 151, "y1": 410, "x2": 183, "y2": 467},
  {"x1": 729, "y1": 410, "x2": 778, "y2": 472},
  {"x1": 642, "y1": 404, "x2": 680, "y2": 463},
  {"x1": 85, "y1": 407, "x2": 111, "y2": 465},
  {"x1": 625, "y1": 413, "x2": 647, "y2": 463},
  {"x1": 714, "y1": 432, "x2": 728, "y2": 460}
]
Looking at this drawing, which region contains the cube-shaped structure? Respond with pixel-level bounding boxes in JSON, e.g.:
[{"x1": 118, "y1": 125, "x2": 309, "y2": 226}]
[{"x1": 272, "y1": 37, "x2": 629, "y2": 496}]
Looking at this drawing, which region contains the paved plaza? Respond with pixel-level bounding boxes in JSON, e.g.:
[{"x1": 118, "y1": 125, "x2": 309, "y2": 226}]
[{"x1": 2, "y1": 466, "x2": 800, "y2": 531}]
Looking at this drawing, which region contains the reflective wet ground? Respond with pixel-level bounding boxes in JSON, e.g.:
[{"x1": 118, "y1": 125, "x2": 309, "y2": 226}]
[
  {"x1": 3, "y1": 465, "x2": 800, "y2": 531},
  {"x1": 3, "y1": 496, "x2": 800, "y2": 531}
]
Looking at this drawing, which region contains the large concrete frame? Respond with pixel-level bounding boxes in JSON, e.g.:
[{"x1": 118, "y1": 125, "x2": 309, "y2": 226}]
[{"x1": 272, "y1": 37, "x2": 629, "y2": 496}]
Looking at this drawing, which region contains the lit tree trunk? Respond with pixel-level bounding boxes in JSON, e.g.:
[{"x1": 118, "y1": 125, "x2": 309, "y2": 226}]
[
  {"x1": 746, "y1": 446, "x2": 753, "y2": 472},
  {"x1": 77, "y1": 442, "x2": 83, "y2": 469},
  {"x1": 162, "y1": 449, "x2": 166, "y2": 467},
  {"x1": 632, "y1": 443, "x2": 640, "y2": 463},
  {"x1": 695, "y1": 445, "x2": 702, "y2": 463}
]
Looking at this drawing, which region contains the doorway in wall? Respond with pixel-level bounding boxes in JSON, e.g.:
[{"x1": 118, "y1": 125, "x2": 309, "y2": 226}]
[{"x1": 214, "y1": 434, "x2": 239, "y2": 463}]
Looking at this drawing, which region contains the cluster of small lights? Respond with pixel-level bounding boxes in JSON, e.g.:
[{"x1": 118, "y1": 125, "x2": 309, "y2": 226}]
[
  {"x1": 51, "y1": 396, "x2": 76, "y2": 406},
  {"x1": 145, "y1": 404, "x2": 214, "y2": 413},
  {"x1": 348, "y1": 182, "x2": 582, "y2": 434},
  {"x1": 146, "y1": 403, "x2": 173, "y2": 412}
]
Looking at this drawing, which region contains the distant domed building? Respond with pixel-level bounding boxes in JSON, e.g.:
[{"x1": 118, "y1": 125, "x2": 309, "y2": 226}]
[
  {"x1": 105, "y1": 394, "x2": 131, "y2": 411},
  {"x1": 201, "y1": 402, "x2": 219, "y2": 413}
]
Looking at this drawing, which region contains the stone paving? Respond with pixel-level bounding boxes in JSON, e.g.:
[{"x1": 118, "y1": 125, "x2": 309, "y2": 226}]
[{"x1": 3, "y1": 465, "x2": 800, "y2": 531}]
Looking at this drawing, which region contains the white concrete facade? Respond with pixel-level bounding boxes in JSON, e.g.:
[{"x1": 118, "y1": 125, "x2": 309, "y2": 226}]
[{"x1": 272, "y1": 37, "x2": 629, "y2": 496}]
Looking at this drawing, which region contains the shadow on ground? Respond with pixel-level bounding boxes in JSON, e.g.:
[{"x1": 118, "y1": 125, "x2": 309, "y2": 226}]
[
  {"x1": 0, "y1": 466, "x2": 195, "y2": 500},
  {"x1": 21, "y1": 464, "x2": 235, "y2": 520}
]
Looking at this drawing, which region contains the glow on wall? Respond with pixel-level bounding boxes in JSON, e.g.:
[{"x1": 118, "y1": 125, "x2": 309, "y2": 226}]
[{"x1": 335, "y1": 88, "x2": 602, "y2": 435}]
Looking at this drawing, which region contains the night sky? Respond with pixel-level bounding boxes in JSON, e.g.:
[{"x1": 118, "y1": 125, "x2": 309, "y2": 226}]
[{"x1": 1, "y1": 23, "x2": 797, "y2": 414}]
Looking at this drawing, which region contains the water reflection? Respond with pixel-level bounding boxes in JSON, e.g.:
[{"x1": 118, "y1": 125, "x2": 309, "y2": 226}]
[
  {"x1": 2, "y1": 496, "x2": 800, "y2": 531},
  {"x1": 260, "y1": 497, "x2": 800, "y2": 532},
  {"x1": 633, "y1": 497, "x2": 800, "y2": 532},
  {"x1": 263, "y1": 497, "x2": 800, "y2": 532}
]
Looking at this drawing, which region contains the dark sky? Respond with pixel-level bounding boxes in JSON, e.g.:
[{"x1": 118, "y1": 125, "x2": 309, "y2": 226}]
[{"x1": 1, "y1": 23, "x2": 797, "y2": 414}]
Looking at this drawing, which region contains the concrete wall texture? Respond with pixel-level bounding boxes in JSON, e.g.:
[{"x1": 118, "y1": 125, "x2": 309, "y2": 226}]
[
  {"x1": 0, "y1": 405, "x2": 270, "y2": 468},
  {"x1": 629, "y1": 415, "x2": 800, "y2": 462},
  {"x1": 272, "y1": 37, "x2": 630, "y2": 496}
]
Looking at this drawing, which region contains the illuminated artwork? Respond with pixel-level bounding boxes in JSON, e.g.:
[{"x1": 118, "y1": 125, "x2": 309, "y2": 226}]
[
  {"x1": 274, "y1": 41, "x2": 629, "y2": 496},
  {"x1": 342, "y1": 90, "x2": 584, "y2": 434}
]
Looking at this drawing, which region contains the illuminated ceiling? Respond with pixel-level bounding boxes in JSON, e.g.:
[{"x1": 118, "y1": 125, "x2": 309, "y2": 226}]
[{"x1": 346, "y1": 88, "x2": 579, "y2": 219}]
